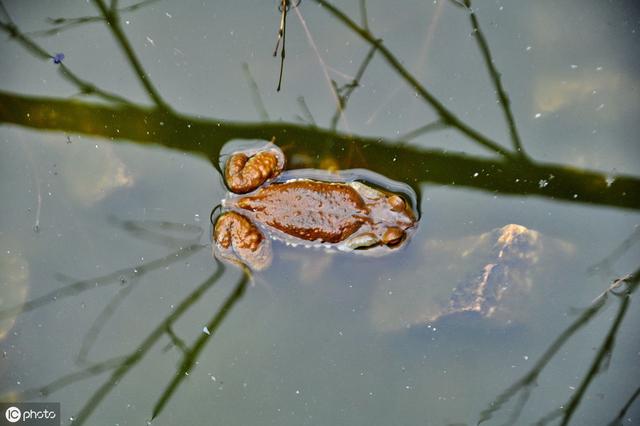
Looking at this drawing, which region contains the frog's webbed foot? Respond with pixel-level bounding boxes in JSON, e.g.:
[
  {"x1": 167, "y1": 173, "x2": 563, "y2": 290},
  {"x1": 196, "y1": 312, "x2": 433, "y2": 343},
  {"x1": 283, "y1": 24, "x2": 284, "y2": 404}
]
[
  {"x1": 213, "y1": 212, "x2": 272, "y2": 270},
  {"x1": 225, "y1": 146, "x2": 285, "y2": 194}
]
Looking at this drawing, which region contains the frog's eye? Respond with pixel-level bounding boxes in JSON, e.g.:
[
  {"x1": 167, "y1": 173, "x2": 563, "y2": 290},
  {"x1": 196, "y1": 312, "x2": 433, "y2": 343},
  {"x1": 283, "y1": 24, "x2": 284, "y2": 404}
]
[
  {"x1": 388, "y1": 195, "x2": 406, "y2": 212},
  {"x1": 382, "y1": 227, "x2": 405, "y2": 246}
]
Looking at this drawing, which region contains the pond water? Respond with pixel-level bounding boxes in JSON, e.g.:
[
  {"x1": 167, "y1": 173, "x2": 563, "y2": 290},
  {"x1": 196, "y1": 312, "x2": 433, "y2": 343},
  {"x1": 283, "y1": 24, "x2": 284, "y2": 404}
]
[{"x1": 1, "y1": 0, "x2": 639, "y2": 425}]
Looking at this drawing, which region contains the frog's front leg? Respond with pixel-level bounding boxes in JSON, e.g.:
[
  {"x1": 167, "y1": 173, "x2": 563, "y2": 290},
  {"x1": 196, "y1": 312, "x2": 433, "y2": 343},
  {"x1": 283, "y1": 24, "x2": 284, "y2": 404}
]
[
  {"x1": 225, "y1": 146, "x2": 285, "y2": 194},
  {"x1": 213, "y1": 212, "x2": 272, "y2": 270}
]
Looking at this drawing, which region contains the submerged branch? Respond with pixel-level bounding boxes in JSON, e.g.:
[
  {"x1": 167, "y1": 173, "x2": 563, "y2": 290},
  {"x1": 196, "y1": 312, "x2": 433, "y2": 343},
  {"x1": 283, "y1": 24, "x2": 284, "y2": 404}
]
[
  {"x1": 0, "y1": 242, "x2": 204, "y2": 321},
  {"x1": 330, "y1": 44, "x2": 377, "y2": 130},
  {"x1": 0, "y1": 90, "x2": 638, "y2": 211},
  {"x1": 557, "y1": 273, "x2": 638, "y2": 426},
  {"x1": 72, "y1": 264, "x2": 227, "y2": 425},
  {"x1": 151, "y1": 269, "x2": 250, "y2": 419},
  {"x1": 313, "y1": 0, "x2": 513, "y2": 157},
  {"x1": 242, "y1": 63, "x2": 270, "y2": 121},
  {"x1": 608, "y1": 386, "x2": 640, "y2": 426},
  {"x1": 27, "y1": 0, "x2": 159, "y2": 37},
  {"x1": 2, "y1": 356, "x2": 128, "y2": 401},
  {"x1": 465, "y1": 0, "x2": 527, "y2": 158},
  {"x1": 0, "y1": 11, "x2": 129, "y2": 104},
  {"x1": 92, "y1": 0, "x2": 171, "y2": 111},
  {"x1": 479, "y1": 270, "x2": 640, "y2": 425}
]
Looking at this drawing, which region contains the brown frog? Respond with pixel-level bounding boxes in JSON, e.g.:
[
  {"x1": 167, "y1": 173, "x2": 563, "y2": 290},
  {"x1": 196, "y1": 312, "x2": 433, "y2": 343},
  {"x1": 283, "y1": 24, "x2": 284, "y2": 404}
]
[{"x1": 213, "y1": 143, "x2": 417, "y2": 270}]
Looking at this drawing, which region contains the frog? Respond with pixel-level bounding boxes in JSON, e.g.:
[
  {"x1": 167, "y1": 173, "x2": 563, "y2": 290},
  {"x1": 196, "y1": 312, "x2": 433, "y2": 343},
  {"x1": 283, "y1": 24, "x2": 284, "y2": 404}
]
[{"x1": 212, "y1": 142, "x2": 418, "y2": 270}]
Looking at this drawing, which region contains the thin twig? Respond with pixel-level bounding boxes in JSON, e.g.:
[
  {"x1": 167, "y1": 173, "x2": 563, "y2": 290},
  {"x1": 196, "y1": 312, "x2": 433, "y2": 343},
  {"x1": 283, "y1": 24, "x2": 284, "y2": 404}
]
[
  {"x1": 477, "y1": 290, "x2": 606, "y2": 424},
  {"x1": 313, "y1": 0, "x2": 513, "y2": 158},
  {"x1": 607, "y1": 386, "x2": 640, "y2": 426},
  {"x1": 242, "y1": 62, "x2": 270, "y2": 121},
  {"x1": 273, "y1": 0, "x2": 288, "y2": 91},
  {"x1": 588, "y1": 226, "x2": 640, "y2": 277},
  {"x1": 72, "y1": 265, "x2": 226, "y2": 425},
  {"x1": 297, "y1": 96, "x2": 316, "y2": 125},
  {"x1": 92, "y1": 0, "x2": 172, "y2": 111},
  {"x1": 28, "y1": 0, "x2": 158, "y2": 37},
  {"x1": 0, "y1": 244, "x2": 204, "y2": 321},
  {"x1": 76, "y1": 282, "x2": 136, "y2": 364},
  {"x1": 330, "y1": 44, "x2": 377, "y2": 130},
  {"x1": 151, "y1": 269, "x2": 250, "y2": 420},
  {"x1": 398, "y1": 119, "x2": 447, "y2": 141},
  {"x1": 163, "y1": 325, "x2": 189, "y2": 353},
  {"x1": 292, "y1": 4, "x2": 349, "y2": 132},
  {"x1": 0, "y1": 7, "x2": 130, "y2": 104},
  {"x1": 478, "y1": 270, "x2": 639, "y2": 425},
  {"x1": 558, "y1": 280, "x2": 635, "y2": 426},
  {"x1": 359, "y1": 0, "x2": 369, "y2": 31},
  {"x1": 465, "y1": 0, "x2": 527, "y2": 158},
  {"x1": 2, "y1": 356, "x2": 128, "y2": 401}
]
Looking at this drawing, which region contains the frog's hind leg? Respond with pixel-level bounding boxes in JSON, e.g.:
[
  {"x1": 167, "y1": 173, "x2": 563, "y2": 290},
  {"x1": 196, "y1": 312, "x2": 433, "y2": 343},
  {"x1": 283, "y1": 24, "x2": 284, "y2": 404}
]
[
  {"x1": 213, "y1": 212, "x2": 272, "y2": 270},
  {"x1": 225, "y1": 146, "x2": 285, "y2": 194}
]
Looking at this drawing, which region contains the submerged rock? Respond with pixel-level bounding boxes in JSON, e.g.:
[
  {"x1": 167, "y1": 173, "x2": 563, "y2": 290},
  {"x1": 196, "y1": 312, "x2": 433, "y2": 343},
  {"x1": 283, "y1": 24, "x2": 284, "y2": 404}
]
[{"x1": 369, "y1": 224, "x2": 575, "y2": 333}]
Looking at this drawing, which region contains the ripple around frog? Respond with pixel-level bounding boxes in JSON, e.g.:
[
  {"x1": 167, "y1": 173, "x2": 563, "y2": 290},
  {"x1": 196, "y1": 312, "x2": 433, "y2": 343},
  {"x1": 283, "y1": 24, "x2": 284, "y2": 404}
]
[
  {"x1": 220, "y1": 168, "x2": 420, "y2": 257},
  {"x1": 218, "y1": 141, "x2": 419, "y2": 216},
  {"x1": 213, "y1": 141, "x2": 420, "y2": 268}
]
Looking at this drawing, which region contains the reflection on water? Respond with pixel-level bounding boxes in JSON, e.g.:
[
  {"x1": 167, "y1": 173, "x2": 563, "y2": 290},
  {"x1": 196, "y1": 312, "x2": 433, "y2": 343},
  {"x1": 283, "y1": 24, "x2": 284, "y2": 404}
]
[
  {"x1": 0, "y1": 0, "x2": 639, "y2": 425},
  {"x1": 0, "y1": 250, "x2": 28, "y2": 341}
]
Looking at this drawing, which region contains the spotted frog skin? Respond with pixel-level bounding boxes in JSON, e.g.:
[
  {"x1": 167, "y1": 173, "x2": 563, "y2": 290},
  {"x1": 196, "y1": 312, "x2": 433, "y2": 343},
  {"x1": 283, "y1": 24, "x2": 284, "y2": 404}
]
[{"x1": 213, "y1": 144, "x2": 417, "y2": 270}]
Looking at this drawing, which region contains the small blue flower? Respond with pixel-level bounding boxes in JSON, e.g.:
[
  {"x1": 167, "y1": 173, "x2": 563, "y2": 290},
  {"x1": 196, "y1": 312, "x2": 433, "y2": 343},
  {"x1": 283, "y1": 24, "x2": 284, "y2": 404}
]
[{"x1": 52, "y1": 53, "x2": 64, "y2": 64}]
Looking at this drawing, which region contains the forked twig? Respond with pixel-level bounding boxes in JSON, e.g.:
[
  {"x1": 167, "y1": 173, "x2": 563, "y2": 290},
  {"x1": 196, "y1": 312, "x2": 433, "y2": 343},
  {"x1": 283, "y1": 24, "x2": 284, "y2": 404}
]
[
  {"x1": 151, "y1": 269, "x2": 250, "y2": 419},
  {"x1": 312, "y1": 0, "x2": 513, "y2": 158},
  {"x1": 330, "y1": 44, "x2": 377, "y2": 130},
  {"x1": 273, "y1": 0, "x2": 298, "y2": 91},
  {"x1": 72, "y1": 264, "x2": 227, "y2": 425},
  {"x1": 478, "y1": 270, "x2": 639, "y2": 425}
]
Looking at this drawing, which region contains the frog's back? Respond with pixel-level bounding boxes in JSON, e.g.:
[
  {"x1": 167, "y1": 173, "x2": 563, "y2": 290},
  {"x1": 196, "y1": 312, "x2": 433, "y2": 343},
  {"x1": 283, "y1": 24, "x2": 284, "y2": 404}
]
[{"x1": 233, "y1": 180, "x2": 368, "y2": 243}]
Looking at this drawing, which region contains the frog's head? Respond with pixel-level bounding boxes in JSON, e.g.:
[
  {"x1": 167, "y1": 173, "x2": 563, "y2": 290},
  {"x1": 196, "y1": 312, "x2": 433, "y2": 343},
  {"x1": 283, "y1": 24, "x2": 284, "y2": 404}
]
[{"x1": 346, "y1": 182, "x2": 417, "y2": 250}]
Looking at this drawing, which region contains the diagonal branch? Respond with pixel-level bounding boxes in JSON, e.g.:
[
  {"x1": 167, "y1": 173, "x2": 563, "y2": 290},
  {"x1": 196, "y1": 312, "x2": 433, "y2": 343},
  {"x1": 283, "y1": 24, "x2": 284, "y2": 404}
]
[
  {"x1": 607, "y1": 386, "x2": 640, "y2": 426},
  {"x1": 313, "y1": 0, "x2": 513, "y2": 158},
  {"x1": 464, "y1": 0, "x2": 527, "y2": 158},
  {"x1": 27, "y1": 0, "x2": 159, "y2": 37},
  {"x1": 478, "y1": 270, "x2": 639, "y2": 425},
  {"x1": 1, "y1": 90, "x2": 639, "y2": 211},
  {"x1": 151, "y1": 269, "x2": 250, "y2": 419},
  {"x1": 72, "y1": 264, "x2": 227, "y2": 425},
  {"x1": 330, "y1": 44, "x2": 377, "y2": 130},
  {"x1": 558, "y1": 276, "x2": 636, "y2": 426},
  {"x1": 0, "y1": 243, "x2": 204, "y2": 321},
  {"x1": 92, "y1": 0, "x2": 172, "y2": 111},
  {"x1": 2, "y1": 356, "x2": 128, "y2": 401}
]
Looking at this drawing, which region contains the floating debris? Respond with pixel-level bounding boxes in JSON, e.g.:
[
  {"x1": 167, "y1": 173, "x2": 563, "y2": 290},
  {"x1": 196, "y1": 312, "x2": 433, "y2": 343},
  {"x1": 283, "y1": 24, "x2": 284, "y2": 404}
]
[{"x1": 52, "y1": 53, "x2": 64, "y2": 64}]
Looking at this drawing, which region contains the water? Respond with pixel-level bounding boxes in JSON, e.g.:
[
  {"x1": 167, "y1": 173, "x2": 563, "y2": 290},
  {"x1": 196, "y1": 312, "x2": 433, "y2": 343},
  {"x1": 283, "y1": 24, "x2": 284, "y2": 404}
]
[{"x1": 1, "y1": 0, "x2": 639, "y2": 425}]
